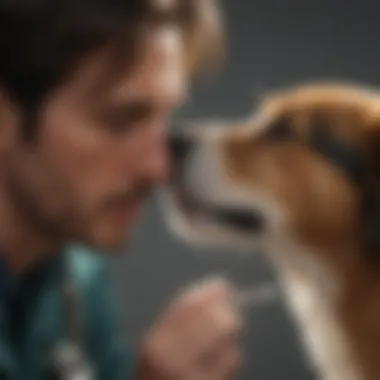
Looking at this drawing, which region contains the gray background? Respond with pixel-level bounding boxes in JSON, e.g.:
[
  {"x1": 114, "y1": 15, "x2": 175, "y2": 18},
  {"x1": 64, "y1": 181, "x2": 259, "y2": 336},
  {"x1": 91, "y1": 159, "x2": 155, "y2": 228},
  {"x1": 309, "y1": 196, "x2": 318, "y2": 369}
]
[{"x1": 117, "y1": 1, "x2": 380, "y2": 379}]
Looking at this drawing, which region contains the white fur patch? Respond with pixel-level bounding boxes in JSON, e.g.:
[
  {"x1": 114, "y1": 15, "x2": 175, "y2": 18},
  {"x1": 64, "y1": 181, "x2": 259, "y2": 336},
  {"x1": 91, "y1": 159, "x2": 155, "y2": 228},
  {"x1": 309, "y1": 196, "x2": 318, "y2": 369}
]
[
  {"x1": 269, "y1": 240, "x2": 363, "y2": 380},
  {"x1": 162, "y1": 140, "x2": 286, "y2": 250}
]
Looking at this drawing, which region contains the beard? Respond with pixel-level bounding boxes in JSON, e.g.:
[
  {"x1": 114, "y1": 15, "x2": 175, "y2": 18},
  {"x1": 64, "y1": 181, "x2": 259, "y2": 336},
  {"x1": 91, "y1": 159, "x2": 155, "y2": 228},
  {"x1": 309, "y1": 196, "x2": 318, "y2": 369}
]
[
  {"x1": 73, "y1": 178, "x2": 155, "y2": 254},
  {"x1": 4, "y1": 146, "x2": 156, "y2": 256}
]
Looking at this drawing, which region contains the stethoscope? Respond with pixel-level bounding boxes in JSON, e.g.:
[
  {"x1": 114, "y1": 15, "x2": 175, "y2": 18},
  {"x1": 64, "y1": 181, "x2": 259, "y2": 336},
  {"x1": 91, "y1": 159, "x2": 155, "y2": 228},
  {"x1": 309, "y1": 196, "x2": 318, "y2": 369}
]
[{"x1": 45, "y1": 257, "x2": 94, "y2": 380}]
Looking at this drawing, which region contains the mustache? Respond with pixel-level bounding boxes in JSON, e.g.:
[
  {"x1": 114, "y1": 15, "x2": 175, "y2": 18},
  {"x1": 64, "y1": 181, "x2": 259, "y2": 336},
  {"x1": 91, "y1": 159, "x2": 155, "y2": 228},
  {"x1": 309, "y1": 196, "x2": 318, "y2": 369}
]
[{"x1": 105, "y1": 180, "x2": 154, "y2": 207}]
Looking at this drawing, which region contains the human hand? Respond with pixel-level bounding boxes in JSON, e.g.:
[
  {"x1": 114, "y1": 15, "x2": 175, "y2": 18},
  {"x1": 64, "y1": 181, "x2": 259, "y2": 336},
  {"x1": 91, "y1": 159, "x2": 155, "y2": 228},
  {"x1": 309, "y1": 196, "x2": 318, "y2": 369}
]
[{"x1": 136, "y1": 277, "x2": 244, "y2": 380}]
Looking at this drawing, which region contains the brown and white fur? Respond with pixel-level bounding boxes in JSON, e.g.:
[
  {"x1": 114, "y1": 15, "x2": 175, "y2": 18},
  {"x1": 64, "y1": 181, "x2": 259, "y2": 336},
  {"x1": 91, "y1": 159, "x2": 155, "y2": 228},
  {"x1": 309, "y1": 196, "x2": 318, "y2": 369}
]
[{"x1": 161, "y1": 82, "x2": 380, "y2": 380}]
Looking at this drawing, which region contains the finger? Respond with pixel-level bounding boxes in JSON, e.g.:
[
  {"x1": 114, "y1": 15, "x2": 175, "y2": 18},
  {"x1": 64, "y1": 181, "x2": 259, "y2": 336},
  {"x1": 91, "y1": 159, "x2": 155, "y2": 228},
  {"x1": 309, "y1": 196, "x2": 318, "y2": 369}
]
[
  {"x1": 177, "y1": 276, "x2": 234, "y2": 310},
  {"x1": 154, "y1": 302, "x2": 242, "y2": 377},
  {"x1": 139, "y1": 330, "x2": 188, "y2": 380},
  {"x1": 145, "y1": 305, "x2": 239, "y2": 376},
  {"x1": 186, "y1": 305, "x2": 244, "y2": 365},
  {"x1": 161, "y1": 277, "x2": 235, "y2": 332},
  {"x1": 203, "y1": 346, "x2": 244, "y2": 380}
]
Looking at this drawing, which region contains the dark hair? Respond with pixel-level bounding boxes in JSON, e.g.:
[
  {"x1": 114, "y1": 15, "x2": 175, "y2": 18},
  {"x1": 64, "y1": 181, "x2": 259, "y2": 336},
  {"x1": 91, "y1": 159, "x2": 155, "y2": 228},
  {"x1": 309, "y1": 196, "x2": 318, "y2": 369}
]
[{"x1": 0, "y1": 0, "x2": 225, "y2": 137}]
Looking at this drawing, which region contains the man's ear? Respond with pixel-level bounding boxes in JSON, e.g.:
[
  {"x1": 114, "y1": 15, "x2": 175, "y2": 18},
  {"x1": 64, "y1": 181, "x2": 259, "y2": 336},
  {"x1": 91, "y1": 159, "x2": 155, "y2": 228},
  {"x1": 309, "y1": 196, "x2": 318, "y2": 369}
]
[{"x1": 0, "y1": 89, "x2": 20, "y2": 154}]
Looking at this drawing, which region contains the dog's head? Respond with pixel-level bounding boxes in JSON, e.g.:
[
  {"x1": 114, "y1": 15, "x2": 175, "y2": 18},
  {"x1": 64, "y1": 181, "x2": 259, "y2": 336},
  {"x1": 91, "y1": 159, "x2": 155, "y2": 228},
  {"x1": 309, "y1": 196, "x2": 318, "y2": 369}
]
[{"x1": 163, "y1": 82, "x2": 380, "y2": 255}]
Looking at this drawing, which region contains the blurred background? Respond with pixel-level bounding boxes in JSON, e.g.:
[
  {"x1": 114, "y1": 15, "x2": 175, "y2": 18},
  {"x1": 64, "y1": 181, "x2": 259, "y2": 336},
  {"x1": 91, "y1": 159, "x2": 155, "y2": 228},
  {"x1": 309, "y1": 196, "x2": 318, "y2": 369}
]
[{"x1": 116, "y1": 1, "x2": 380, "y2": 379}]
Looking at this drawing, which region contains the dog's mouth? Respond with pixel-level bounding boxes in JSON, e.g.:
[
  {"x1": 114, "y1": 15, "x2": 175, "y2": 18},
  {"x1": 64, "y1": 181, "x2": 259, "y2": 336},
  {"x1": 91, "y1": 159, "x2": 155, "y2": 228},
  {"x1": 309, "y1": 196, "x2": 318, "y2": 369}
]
[{"x1": 171, "y1": 186, "x2": 266, "y2": 233}]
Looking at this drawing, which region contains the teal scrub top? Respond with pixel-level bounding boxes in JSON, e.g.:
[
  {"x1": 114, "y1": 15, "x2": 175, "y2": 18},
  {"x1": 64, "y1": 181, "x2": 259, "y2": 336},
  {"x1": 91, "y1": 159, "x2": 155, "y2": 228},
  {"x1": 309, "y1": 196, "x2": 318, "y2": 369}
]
[{"x1": 0, "y1": 244, "x2": 134, "y2": 380}]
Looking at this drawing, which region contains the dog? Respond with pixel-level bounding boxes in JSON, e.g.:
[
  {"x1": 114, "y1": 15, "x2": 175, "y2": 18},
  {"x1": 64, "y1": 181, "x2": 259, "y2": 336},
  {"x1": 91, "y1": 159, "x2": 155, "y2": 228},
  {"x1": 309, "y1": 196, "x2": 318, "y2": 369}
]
[{"x1": 162, "y1": 82, "x2": 380, "y2": 380}]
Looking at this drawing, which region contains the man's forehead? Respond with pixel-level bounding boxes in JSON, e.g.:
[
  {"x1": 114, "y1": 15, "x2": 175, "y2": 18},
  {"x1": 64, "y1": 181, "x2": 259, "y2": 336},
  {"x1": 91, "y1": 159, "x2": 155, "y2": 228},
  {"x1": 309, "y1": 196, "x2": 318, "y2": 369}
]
[{"x1": 84, "y1": 27, "x2": 188, "y2": 107}]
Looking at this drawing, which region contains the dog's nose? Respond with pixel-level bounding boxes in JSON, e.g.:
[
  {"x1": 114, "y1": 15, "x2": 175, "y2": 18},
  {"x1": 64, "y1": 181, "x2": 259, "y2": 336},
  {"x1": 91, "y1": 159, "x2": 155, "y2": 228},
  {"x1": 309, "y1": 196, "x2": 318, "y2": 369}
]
[{"x1": 168, "y1": 129, "x2": 195, "y2": 167}]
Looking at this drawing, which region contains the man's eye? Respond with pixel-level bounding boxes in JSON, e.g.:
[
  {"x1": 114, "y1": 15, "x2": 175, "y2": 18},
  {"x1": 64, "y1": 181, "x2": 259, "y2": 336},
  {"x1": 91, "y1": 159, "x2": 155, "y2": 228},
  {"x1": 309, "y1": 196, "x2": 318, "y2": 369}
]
[{"x1": 101, "y1": 104, "x2": 154, "y2": 133}]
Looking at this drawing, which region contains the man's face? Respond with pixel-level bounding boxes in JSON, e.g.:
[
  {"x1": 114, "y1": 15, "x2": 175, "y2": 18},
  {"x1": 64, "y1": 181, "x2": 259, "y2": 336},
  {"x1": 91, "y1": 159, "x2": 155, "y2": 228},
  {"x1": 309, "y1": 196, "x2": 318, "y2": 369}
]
[{"x1": 3, "y1": 27, "x2": 187, "y2": 252}]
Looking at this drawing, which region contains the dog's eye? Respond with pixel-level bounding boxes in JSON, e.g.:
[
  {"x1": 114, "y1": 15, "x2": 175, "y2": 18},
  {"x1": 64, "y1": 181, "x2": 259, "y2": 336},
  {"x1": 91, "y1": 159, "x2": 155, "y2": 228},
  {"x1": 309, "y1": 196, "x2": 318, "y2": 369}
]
[{"x1": 263, "y1": 117, "x2": 293, "y2": 142}]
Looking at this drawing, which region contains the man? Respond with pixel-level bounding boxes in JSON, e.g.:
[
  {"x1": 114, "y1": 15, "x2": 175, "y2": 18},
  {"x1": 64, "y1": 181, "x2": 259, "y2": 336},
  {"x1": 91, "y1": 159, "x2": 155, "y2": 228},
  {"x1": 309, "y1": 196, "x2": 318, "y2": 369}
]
[{"x1": 0, "y1": 0, "x2": 244, "y2": 379}]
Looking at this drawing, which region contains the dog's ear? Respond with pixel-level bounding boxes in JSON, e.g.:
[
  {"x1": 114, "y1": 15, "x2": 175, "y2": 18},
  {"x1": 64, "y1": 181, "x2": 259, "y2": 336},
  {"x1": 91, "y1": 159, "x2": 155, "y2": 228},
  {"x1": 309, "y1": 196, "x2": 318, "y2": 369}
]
[
  {"x1": 366, "y1": 119, "x2": 380, "y2": 179},
  {"x1": 362, "y1": 114, "x2": 380, "y2": 253}
]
